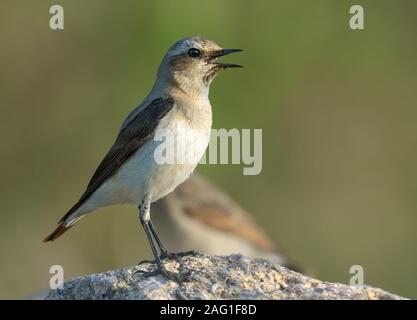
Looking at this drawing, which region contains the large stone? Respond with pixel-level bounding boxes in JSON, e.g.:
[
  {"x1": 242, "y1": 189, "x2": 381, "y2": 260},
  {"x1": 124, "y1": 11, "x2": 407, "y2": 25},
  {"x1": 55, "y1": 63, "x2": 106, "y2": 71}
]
[{"x1": 45, "y1": 253, "x2": 406, "y2": 300}]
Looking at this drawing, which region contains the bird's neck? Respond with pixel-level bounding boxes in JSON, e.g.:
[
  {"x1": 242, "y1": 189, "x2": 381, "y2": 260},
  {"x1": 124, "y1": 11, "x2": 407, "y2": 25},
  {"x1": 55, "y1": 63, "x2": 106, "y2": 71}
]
[
  {"x1": 141, "y1": 76, "x2": 212, "y2": 133},
  {"x1": 150, "y1": 74, "x2": 210, "y2": 105}
]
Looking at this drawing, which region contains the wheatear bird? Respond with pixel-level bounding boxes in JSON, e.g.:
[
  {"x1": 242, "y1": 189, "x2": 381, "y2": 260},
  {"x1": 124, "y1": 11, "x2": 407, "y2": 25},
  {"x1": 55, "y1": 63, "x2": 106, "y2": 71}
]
[
  {"x1": 44, "y1": 36, "x2": 242, "y2": 271},
  {"x1": 152, "y1": 174, "x2": 300, "y2": 271}
]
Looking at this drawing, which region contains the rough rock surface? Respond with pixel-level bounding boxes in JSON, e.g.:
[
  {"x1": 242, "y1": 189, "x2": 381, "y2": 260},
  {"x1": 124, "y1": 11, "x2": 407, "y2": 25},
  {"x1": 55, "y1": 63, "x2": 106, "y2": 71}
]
[{"x1": 45, "y1": 253, "x2": 405, "y2": 300}]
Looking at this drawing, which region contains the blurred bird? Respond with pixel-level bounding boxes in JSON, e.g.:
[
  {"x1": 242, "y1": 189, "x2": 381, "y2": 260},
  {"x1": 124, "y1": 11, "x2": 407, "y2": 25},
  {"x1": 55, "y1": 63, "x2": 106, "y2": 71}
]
[
  {"x1": 152, "y1": 174, "x2": 300, "y2": 271},
  {"x1": 44, "y1": 36, "x2": 242, "y2": 273}
]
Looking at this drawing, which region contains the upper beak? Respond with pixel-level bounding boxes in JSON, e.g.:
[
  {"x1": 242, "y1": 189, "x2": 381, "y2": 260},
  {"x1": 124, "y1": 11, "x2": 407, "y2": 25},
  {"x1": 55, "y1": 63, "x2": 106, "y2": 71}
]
[{"x1": 209, "y1": 49, "x2": 243, "y2": 68}]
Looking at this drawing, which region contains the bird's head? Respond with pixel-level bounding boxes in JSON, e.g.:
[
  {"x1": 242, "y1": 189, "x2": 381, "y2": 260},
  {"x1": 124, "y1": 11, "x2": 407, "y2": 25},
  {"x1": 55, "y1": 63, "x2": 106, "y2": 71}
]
[{"x1": 156, "y1": 36, "x2": 242, "y2": 95}]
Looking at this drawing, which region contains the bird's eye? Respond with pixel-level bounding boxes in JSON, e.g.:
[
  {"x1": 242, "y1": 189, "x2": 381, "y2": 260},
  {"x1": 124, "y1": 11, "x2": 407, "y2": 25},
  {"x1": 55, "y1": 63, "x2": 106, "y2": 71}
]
[{"x1": 188, "y1": 48, "x2": 201, "y2": 58}]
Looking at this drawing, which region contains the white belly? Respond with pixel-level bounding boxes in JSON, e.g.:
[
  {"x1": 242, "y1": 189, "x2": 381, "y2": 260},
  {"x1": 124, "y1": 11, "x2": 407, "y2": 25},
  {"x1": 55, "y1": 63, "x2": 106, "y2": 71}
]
[{"x1": 148, "y1": 120, "x2": 211, "y2": 202}]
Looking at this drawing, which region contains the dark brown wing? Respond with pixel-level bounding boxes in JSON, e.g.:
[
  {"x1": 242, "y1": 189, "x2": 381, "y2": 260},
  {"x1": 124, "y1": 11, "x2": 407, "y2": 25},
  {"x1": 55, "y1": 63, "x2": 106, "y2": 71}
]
[{"x1": 59, "y1": 96, "x2": 175, "y2": 223}]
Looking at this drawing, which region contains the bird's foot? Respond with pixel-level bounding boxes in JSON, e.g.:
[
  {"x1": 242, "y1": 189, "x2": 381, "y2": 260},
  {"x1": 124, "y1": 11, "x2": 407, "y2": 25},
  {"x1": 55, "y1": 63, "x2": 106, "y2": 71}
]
[
  {"x1": 136, "y1": 258, "x2": 156, "y2": 265},
  {"x1": 134, "y1": 262, "x2": 181, "y2": 282},
  {"x1": 135, "y1": 251, "x2": 200, "y2": 282},
  {"x1": 160, "y1": 250, "x2": 200, "y2": 260},
  {"x1": 134, "y1": 258, "x2": 158, "y2": 276}
]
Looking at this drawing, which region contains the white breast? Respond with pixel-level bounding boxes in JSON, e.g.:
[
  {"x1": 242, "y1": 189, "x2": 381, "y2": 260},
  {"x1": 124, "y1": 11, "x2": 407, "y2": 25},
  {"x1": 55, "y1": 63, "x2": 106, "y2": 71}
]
[{"x1": 147, "y1": 110, "x2": 212, "y2": 202}]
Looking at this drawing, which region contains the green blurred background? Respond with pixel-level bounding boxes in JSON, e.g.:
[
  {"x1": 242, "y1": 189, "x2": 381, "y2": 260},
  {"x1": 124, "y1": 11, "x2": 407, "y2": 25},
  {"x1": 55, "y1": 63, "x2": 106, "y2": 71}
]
[{"x1": 0, "y1": 0, "x2": 416, "y2": 299}]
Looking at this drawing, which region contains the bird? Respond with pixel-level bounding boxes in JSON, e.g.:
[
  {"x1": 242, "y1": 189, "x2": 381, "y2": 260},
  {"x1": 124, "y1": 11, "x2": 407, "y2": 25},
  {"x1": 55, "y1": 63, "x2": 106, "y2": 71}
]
[
  {"x1": 152, "y1": 174, "x2": 301, "y2": 271},
  {"x1": 44, "y1": 36, "x2": 242, "y2": 273}
]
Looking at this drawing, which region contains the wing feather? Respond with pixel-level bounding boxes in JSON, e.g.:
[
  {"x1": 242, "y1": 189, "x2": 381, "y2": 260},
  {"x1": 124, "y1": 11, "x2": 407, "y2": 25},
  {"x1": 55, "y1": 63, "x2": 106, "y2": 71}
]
[{"x1": 58, "y1": 96, "x2": 175, "y2": 223}]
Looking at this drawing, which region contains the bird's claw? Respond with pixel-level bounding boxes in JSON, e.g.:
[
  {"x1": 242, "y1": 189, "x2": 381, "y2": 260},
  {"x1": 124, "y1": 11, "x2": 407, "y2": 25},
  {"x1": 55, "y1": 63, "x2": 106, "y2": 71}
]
[
  {"x1": 135, "y1": 251, "x2": 200, "y2": 282},
  {"x1": 134, "y1": 263, "x2": 181, "y2": 282},
  {"x1": 137, "y1": 258, "x2": 156, "y2": 265},
  {"x1": 160, "y1": 250, "x2": 200, "y2": 260}
]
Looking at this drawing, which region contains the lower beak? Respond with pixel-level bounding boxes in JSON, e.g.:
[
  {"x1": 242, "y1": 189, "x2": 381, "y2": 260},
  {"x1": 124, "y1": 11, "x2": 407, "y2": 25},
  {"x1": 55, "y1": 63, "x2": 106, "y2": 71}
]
[{"x1": 209, "y1": 49, "x2": 243, "y2": 68}]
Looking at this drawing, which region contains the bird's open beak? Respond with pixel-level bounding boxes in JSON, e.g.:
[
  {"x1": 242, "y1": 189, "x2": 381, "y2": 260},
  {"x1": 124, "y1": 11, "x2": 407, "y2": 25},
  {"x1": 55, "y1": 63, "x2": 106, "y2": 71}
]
[{"x1": 208, "y1": 49, "x2": 243, "y2": 68}]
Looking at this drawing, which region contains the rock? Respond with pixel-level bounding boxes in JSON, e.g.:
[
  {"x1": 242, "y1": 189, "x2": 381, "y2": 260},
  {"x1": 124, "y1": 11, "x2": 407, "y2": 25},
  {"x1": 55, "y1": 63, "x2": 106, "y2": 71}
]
[{"x1": 45, "y1": 253, "x2": 406, "y2": 300}]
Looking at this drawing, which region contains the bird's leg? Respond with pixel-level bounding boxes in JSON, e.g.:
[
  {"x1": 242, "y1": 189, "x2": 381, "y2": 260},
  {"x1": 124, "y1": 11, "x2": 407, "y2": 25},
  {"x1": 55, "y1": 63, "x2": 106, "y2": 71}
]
[
  {"x1": 147, "y1": 219, "x2": 168, "y2": 256},
  {"x1": 147, "y1": 219, "x2": 200, "y2": 260},
  {"x1": 138, "y1": 196, "x2": 161, "y2": 266},
  {"x1": 136, "y1": 196, "x2": 179, "y2": 281}
]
